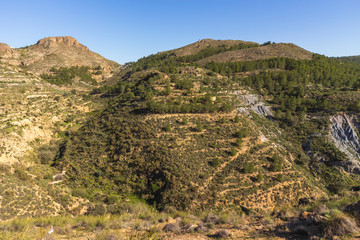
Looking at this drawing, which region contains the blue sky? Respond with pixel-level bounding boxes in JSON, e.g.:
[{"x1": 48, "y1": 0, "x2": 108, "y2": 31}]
[{"x1": 1, "y1": 0, "x2": 359, "y2": 64}]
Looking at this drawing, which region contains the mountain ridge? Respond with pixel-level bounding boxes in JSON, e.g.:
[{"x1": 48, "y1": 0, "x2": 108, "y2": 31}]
[{"x1": 0, "y1": 36, "x2": 120, "y2": 77}]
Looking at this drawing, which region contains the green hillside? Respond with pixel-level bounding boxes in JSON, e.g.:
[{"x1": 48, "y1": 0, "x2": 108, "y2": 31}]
[
  {"x1": 54, "y1": 42, "x2": 360, "y2": 216},
  {"x1": 4, "y1": 38, "x2": 360, "y2": 239}
]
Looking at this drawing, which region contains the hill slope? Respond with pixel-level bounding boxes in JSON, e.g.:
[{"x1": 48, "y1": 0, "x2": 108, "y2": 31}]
[
  {"x1": 163, "y1": 38, "x2": 259, "y2": 56},
  {"x1": 197, "y1": 43, "x2": 313, "y2": 65},
  {"x1": 3, "y1": 38, "x2": 360, "y2": 239},
  {"x1": 0, "y1": 36, "x2": 120, "y2": 77},
  {"x1": 53, "y1": 39, "x2": 360, "y2": 216},
  {"x1": 0, "y1": 37, "x2": 119, "y2": 220}
]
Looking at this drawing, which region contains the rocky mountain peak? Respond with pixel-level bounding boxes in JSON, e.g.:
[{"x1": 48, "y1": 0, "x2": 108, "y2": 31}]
[
  {"x1": 0, "y1": 43, "x2": 14, "y2": 58},
  {"x1": 36, "y1": 36, "x2": 89, "y2": 51}
]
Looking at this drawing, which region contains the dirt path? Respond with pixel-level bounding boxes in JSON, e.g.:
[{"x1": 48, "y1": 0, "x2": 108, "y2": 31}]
[{"x1": 197, "y1": 138, "x2": 251, "y2": 193}]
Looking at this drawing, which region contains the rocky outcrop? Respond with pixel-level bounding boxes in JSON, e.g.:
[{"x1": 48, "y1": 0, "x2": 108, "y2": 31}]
[
  {"x1": 236, "y1": 93, "x2": 273, "y2": 117},
  {"x1": 329, "y1": 114, "x2": 360, "y2": 173},
  {"x1": 0, "y1": 43, "x2": 14, "y2": 58},
  {"x1": 36, "y1": 36, "x2": 89, "y2": 52},
  {"x1": 0, "y1": 36, "x2": 120, "y2": 76}
]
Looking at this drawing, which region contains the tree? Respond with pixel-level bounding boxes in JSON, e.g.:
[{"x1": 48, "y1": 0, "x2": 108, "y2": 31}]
[
  {"x1": 164, "y1": 123, "x2": 172, "y2": 132},
  {"x1": 164, "y1": 82, "x2": 172, "y2": 96},
  {"x1": 210, "y1": 158, "x2": 221, "y2": 167}
]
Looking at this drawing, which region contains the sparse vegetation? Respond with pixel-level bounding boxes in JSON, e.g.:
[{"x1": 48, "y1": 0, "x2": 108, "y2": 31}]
[
  {"x1": 3, "y1": 37, "x2": 360, "y2": 239},
  {"x1": 40, "y1": 66, "x2": 98, "y2": 85}
]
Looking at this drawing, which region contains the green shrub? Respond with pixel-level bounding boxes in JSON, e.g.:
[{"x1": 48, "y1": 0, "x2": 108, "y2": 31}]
[
  {"x1": 243, "y1": 163, "x2": 255, "y2": 173},
  {"x1": 270, "y1": 155, "x2": 283, "y2": 172},
  {"x1": 195, "y1": 122, "x2": 204, "y2": 132},
  {"x1": 164, "y1": 123, "x2": 172, "y2": 132},
  {"x1": 181, "y1": 116, "x2": 188, "y2": 125},
  {"x1": 235, "y1": 128, "x2": 248, "y2": 139},
  {"x1": 175, "y1": 79, "x2": 194, "y2": 90},
  {"x1": 230, "y1": 147, "x2": 237, "y2": 156},
  {"x1": 87, "y1": 203, "x2": 106, "y2": 216},
  {"x1": 235, "y1": 138, "x2": 242, "y2": 147},
  {"x1": 14, "y1": 168, "x2": 31, "y2": 181},
  {"x1": 210, "y1": 158, "x2": 221, "y2": 167},
  {"x1": 72, "y1": 188, "x2": 88, "y2": 198}
]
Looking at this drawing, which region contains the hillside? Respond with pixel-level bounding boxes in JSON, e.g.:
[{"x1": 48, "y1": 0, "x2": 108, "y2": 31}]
[
  {"x1": 0, "y1": 36, "x2": 120, "y2": 77},
  {"x1": 196, "y1": 43, "x2": 313, "y2": 65},
  {"x1": 0, "y1": 37, "x2": 116, "y2": 222},
  {"x1": 56, "y1": 68, "x2": 323, "y2": 212},
  {"x1": 49, "y1": 40, "x2": 360, "y2": 239},
  {"x1": 162, "y1": 38, "x2": 259, "y2": 56},
  {"x1": 3, "y1": 38, "x2": 360, "y2": 239}
]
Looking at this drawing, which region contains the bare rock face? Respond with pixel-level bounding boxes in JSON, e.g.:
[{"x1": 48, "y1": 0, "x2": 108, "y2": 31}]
[
  {"x1": 330, "y1": 114, "x2": 360, "y2": 173},
  {"x1": 0, "y1": 43, "x2": 14, "y2": 58},
  {"x1": 237, "y1": 93, "x2": 273, "y2": 117},
  {"x1": 36, "y1": 36, "x2": 89, "y2": 52}
]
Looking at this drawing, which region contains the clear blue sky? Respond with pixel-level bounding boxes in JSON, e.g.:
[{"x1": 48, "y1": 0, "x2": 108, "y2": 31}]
[{"x1": 1, "y1": 0, "x2": 359, "y2": 64}]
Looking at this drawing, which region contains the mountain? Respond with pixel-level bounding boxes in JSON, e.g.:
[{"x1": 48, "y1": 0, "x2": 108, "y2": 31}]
[
  {"x1": 0, "y1": 36, "x2": 120, "y2": 77},
  {"x1": 3, "y1": 38, "x2": 360, "y2": 239},
  {"x1": 196, "y1": 43, "x2": 313, "y2": 65},
  {"x1": 162, "y1": 38, "x2": 259, "y2": 56}
]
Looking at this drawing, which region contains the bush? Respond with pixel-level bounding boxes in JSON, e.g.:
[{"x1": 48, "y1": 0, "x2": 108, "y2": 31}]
[
  {"x1": 181, "y1": 116, "x2": 188, "y2": 125},
  {"x1": 210, "y1": 158, "x2": 221, "y2": 167},
  {"x1": 235, "y1": 128, "x2": 248, "y2": 139},
  {"x1": 243, "y1": 163, "x2": 255, "y2": 173},
  {"x1": 230, "y1": 147, "x2": 237, "y2": 156},
  {"x1": 87, "y1": 203, "x2": 106, "y2": 216},
  {"x1": 38, "y1": 142, "x2": 59, "y2": 165},
  {"x1": 105, "y1": 195, "x2": 118, "y2": 204},
  {"x1": 235, "y1": 138, "x2": 242, "y2": 147},
  {"x1": 14, "y1": 168, "x2": 31, "y2": 181},
  {"x1": 164, "y1": 123, "x2": 172, "y2": 132},
  {"x1": 195, "y1": 122, "x2": 204, "y2": 132},
  {"x1": 175, "y1": 79, "x2": 194, "y2": 90},
  {"x1": 270, "y1": 155, "x2": 283, "y2": 172},
  {"x1": 71, "y1": 188, "x2": 88, "y2": 198}
]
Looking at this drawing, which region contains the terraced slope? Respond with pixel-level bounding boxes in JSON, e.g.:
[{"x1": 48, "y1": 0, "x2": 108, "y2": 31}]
[
  {"x1": 197, "y1": 43, "x2": 313, "y2": 65},
  {"x1": 0, "y1": 62, "x2": 100, "y2": 219},
  {"x1": 0, "y1": 37, "x2": 113, "y2": 219},
  {"x1": 55, "y1": 67, "x2": 324, "y2": 213}
]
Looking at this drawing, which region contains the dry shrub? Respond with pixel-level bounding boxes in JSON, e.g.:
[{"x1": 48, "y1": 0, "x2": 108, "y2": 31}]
[
  {"x1": 95, "y1": 230, "x2": 118, "y2": 240},
  {"x1": 345, "y1": 200, "x2": 360, "y2": 221},
  {"x1": 324, "y1": 214, "x2": 359, "y2": 238}
]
